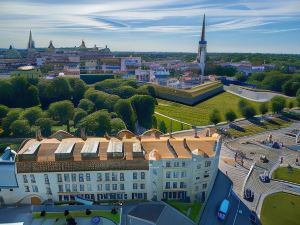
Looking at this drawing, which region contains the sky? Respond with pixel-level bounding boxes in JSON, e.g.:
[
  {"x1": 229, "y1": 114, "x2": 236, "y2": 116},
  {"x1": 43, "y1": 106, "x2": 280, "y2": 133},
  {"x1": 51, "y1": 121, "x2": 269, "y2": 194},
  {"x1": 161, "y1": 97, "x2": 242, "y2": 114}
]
[{"x1": 0, "y1": 0, "x2": 300, "y2": 53}]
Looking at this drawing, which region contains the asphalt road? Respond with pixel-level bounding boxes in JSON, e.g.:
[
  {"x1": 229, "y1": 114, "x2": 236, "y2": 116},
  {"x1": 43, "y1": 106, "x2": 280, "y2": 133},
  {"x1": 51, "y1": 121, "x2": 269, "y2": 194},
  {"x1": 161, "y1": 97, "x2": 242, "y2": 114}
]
[
  {"x1": 199, "y1": 171, "x2": 261, "y2": 225},
  {"x1": 0, "y1": 205, "x2": 32, "y2": 225}
]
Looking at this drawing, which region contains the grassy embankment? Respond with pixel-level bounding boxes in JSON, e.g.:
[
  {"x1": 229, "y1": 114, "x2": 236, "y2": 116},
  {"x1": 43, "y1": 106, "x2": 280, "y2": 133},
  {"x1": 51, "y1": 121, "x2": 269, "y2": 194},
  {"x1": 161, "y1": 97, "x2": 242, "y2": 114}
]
[{"x1": 261, "y1": 192, "x2": 300, "y2": 225}]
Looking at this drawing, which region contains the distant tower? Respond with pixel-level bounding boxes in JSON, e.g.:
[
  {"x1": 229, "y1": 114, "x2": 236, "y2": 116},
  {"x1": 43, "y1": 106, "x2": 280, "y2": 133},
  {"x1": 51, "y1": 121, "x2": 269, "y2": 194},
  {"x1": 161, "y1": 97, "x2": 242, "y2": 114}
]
[
  {"x1": 27, "y1": 30, "x2": 35, "y2": 49},
  {"x1": 197, "y1": 14, "x2": 207, "y2": 84},
  {"x1": 79, "y1": 40, "x2": 87, "y2": 49},
  {"x1": 48, "y1": 40, "x2": 55, "y2": 50}
]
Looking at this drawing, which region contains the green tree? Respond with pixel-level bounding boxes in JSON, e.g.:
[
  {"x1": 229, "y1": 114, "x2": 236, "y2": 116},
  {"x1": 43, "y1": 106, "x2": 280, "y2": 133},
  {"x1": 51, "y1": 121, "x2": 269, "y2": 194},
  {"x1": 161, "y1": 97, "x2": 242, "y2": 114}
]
[
  {"x1": 271, "y1": 96, "x2": 286, "y2": 113},
  {"x1": 1, "y1": 108, "x2": 22, "y2": 135},
  {"x1": 152, "y1": 115, "x2": 158, "y2": 129},
  {"x1": 78, "y1": 110, "x2": 111, "y2": 136},
  {"x1": 48, "y1": 100, "x2": 74, "y2": 132},
  {"x1": 159, "y1": 121, "x2": 167, "y2": 133},
  {"x1": 114, "y1": 99, "x2": 136, "y2": 131},
  {"x1": 10, "y1": 119, "x2": 31, "y2": 136},
  {"x1": 259, "y1": 102, "x2": 269, "y2": 115},
  {"x1": 111, "y1": 118, "x2": 126, "y2": 134},
  {"x1": 225, "y1": 110, "x2": 237, "y2": 123},
  {"x1": 104, "y1": 95, "x2": 120, "y2": 112},
  {"x1": 69, "y1": 78, "x2": 87, "y2": 105},
  {"x1": 0, "y1": 105, "x2": 9, "y2": 119},
  {"x1": 116, "y1": 85, "x2": 136, "y2": 98},
  {"x1": 78, "y1": 99, "x2": 95, "y2": 113},
  {"x1": 242, "y1": 106, "x2": 256, "y2": 119},
  {"x1": 296, "y1": 89, "x2": 300, "y2": 107},
  {"x1": 209, "y1": 109, "x2": 221, "y2": 125},
  {"x1": 130, "y1": 95, "x2": 155, "y2": 129},
  {"x1": 0, "y1": 80, "x2": 13, "y2": 106},
  {"x1": 73, "y1": 108, "x2": 88, "y2": 127},
  {"x1": 21, "y1": 106, "x2": 43, "y2": 127},
  {"x1": 35, "y1": 118, "x2": 54, "y2": 137}
]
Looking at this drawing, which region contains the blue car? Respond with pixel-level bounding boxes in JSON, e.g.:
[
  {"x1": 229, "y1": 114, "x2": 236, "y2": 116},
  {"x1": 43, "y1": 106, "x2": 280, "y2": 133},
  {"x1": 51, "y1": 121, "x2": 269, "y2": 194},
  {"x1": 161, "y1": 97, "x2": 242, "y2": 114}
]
[{"x1": 218, "y1": 199, "x2": 230, "y2": 221}]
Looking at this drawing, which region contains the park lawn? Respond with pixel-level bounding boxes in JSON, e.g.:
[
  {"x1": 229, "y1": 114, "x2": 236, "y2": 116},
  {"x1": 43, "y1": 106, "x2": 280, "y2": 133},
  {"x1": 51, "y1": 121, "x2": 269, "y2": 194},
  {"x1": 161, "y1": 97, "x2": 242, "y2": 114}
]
[
  {"x1": 166, "y1": 200, "x2": 202, "y2": 222},
  {"x1": 155, "y1": 114, "x2": 192, "y2": 132},
  {"x1": 155, "y1": 92, "x2": 262, "y2": 129},
  {"x1": 272, "y1": 167, "x2": 300, "y2": 184},
  {"x1": 32, "y1": 210, "x2": 120, "y2": 224},
  {"x1": 261, "y1": 192, "x2": 300, "y2": 225},
  {"x1": 228, "y1": 117, "x2": 291, "y2": 138}
]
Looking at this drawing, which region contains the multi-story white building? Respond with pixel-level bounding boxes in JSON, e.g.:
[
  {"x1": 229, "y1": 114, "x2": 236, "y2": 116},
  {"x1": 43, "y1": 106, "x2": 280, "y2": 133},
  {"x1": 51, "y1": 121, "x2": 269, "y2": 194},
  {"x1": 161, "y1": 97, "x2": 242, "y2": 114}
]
[{"x1": 0, "y1": 129, "x2": 221, "y2": 206}]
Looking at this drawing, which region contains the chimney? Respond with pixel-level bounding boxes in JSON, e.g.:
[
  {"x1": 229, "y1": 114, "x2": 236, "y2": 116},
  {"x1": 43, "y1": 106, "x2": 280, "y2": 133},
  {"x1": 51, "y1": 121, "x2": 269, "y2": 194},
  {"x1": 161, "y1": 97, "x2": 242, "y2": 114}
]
[
  {"x1": 36, "y1": 128, "x2": 42, "y2": 141},
  {"x1": 80, "y1": 128, "x2": 87, "y2": 141}
]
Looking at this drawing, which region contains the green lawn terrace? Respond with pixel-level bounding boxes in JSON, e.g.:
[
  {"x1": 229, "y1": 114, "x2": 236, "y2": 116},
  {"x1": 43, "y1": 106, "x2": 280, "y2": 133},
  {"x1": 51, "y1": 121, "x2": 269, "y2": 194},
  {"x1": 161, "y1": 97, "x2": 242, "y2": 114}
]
[
  {"x1": 32, "y1": 210, "x2": 120, "y2": 224},
  {"x1": 272, "y1": 166, "x2": 300, "y2": 185},
  {"x1": 261, "y1": 192, "x2": 300, "y2": 225},
  {"x1": 165, "y1": 200, "x2": 202, "y2": 223},
  {"x1": 155, "y1": 92, "x2": 297, "y2": 132}
]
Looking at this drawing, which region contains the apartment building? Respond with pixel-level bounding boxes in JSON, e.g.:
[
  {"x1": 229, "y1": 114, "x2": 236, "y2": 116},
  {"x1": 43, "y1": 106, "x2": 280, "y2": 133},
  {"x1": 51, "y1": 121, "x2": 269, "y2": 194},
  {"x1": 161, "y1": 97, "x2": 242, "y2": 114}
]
[{"x1": 0, "y1": 129, "x2": 221, "y2": 205}]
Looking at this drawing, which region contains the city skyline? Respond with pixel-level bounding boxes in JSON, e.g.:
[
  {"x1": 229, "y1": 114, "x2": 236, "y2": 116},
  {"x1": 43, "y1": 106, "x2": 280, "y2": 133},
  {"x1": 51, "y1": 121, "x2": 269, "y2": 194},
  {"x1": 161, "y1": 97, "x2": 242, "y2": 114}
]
[{"x1": 1, "y1": 0, "x2": 300, "y2": 53}]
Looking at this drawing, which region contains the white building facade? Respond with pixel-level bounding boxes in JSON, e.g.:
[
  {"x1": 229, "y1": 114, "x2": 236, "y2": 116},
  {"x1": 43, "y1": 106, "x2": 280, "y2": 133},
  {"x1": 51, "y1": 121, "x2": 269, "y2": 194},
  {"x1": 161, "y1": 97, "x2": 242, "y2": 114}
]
[{"x1": 0, "y1": 129, "x2": 221, "y2": 206}]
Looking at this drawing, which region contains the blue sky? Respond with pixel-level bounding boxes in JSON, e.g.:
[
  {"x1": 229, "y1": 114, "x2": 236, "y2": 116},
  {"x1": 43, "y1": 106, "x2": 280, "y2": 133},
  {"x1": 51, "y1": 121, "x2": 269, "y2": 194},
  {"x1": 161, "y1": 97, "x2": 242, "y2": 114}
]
[{"x1": 1, "y1": 0, "x2": 300, "y2": 53}]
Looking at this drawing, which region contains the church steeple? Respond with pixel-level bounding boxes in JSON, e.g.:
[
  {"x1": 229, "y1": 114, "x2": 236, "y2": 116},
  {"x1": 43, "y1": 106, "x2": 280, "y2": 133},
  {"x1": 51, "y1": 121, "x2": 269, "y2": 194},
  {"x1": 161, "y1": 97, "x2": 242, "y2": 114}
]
[
  {"x1": 27, "y1": 30, "x2": 35, "y2": 49},
  {"x1": 48, "y1": 40, "x2": 55, "y2": 49},
  {"x1": 201, "y1": 14, "x2": 206, "y2": 42}
]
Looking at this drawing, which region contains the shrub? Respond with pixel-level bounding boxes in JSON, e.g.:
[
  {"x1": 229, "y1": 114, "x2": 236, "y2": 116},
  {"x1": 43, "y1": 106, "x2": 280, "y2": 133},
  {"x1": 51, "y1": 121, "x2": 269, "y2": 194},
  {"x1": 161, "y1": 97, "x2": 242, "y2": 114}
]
[
  {"x1": 85, "y1": 209, "x2": 92, "y2": 215},
  {"x1": 40, "y1": 210, "x2": 46, "y2": 217},
  {"x1": 64, "y1": 210, "x2": 69, "y2": 216},
  {"x1": 111, "y1": 208, "x2": 117, "y2": 214},
  {"x1": 209, "y1": 109, "x2": 221, "y2": 125}
]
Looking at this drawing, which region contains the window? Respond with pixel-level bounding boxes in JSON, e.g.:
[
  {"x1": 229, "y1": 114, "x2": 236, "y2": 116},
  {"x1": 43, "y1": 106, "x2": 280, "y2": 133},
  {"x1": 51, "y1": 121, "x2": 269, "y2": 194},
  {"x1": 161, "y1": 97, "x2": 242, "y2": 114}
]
[
  {"x1": 174, "y1": 162, "x2": 179, "y2": 167},
  {"x1": 197, "y1": 164, "x2": 201, "y2": 169},
  {"x1": 58, "y1": 185, "x2": 63, "y2": 192},
  {"x1": 80, "y1": 184, "x2": 84, "y2": 192},
  {"x1": 112, "y1": 184, "x2": 117, "y2": 190},
  {"x1": 196, "y1": 176, "x2": 200, "y2": 180},
  {"x1": 165, "y1": 182, "x2": 170, "y2": 189},
  {"x1": 97, "y1": 173, "x2": 102, "y2": 181},
  {"x1": 79, "y1": 174, "x2": 84, "y2": 182},
  {"x1": 205, "y1": 161, "x2": 211, "y2": 167},
  {"x1": 65, "y1": 184, "x2": 71, "y2": 192},
  {"x1": 202, "y1": 183, "x2": 207, "y2": 189},
  {"x1": 46, "y1": 187, "x2": 52, "y2": 195},
  {"x1": 71, "y1": 174, "x2": 76, "y2": 182},
  {"x1": 173, "y1": 182, "x2": 177, "y2": 188},
  {"x1": 64, "y1": 174, "x2": 70, "y2": 182},
  {"x1": 181, "y1": 171, "x2": 187, "y2": 178},
  {"x1": 87, "y1": 184, "x2": 92, "y2": 191},
  {"x1": 180, "y1": 182, "x2": 187, "y2": 188},
  {"x1": 120, "y1": 173, "x2": 124, "y2": 181},
  {"x1": 57, "y1": 174, "x2": 62, "y2": 182},
  {"x1": 166, "y1": 161, "x2": 171, "y2": 167},
  {"x1": 105, "y1": 184, "x2": 110, "y2": 191},
  {"x1": 166, "y1": 171, "x2": 171, "y2": 178},
  {"x1": 112, "y1": 172, "x2": 117, "y2": 181},
  {"x1": 86, "y1": 173, "x2": 91, "y2": 182},
  {"x1": 133, "y1": 172, "x2": 137, "y2": 180},
  {"x1": 23, "y1": 175, "x2": 28, "y2": 183},
  {"x1": 72, "y1": 184, "x2": 77, "y2": 192},
  {"x1": 32, "y1": 185, "x2": 38, "y2": 192},
  {"x1": 120, "y1": 184, "x2": 125, "y2": 190},
  {"x1": 133, "y1": 183, "x2": 138, "y2": 189},
  {"x1": 182, "y1": 162, "x2": 186, "y2": 167},
  {"x1": 173, "y1": 171, "x2": 179, "y2": 178},
  {"x1": 204, "y1": 172, "x2": 209, "y2": 178},
  {"x1": 105, "y1": 173, "x2": 110, "y2": 181},
  {"x1": 30, "y1": 174, "x2": 36, "y2": 183},
  {"x1": 97, "y1": 184, "x2": 102, "y2": 191},
  {"x1": 25, "y1": 186, "x2": 30, "y2": 192},
  {"x1": 44, "y1": 174, "x2": 49, "y2": 184},
  {"x1": 141, "y1": 172, "x2": 145, "y2": 180},
  {"x1": 140, "y1": 184, "x2": 145, "y2": 189}
]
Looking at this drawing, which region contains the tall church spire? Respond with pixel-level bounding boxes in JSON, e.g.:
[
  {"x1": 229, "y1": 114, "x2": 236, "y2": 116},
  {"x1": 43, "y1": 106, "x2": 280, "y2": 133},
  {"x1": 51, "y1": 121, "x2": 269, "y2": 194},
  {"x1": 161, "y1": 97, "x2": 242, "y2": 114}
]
[
  {"x1": 27, "y1": 30, "x2": 35, "y2": 49},
  {"x1": 201, "y1": 14, "x2": 205, "y2": 42},
  {"x1": 197, "y1": 14, "x2": 207, "y2": 84}
]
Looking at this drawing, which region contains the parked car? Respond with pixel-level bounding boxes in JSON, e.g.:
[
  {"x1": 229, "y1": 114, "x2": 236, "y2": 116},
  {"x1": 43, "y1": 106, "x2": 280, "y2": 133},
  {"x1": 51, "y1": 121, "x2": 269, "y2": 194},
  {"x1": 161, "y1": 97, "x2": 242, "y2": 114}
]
[
  {"x1": 260, "y1": 155, "x2": 269, "y2": 163},
  {"x1": 249, "y1": 211, "x2": 257, "y2": 224},
  {"x1": 259, "y1": 171, "x2": 270, "y2": 183},
  {"x1": 244, "y1": 188, "x2": 254, "y2": 201},
  {"x1": 217, "y1": 199, "x2": 230, "y2": 221}
]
